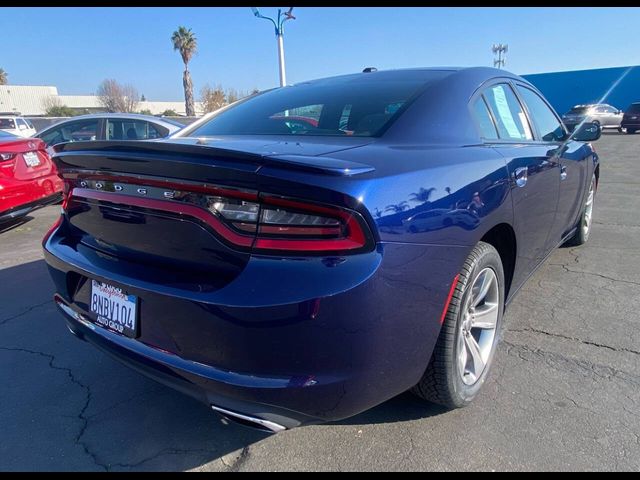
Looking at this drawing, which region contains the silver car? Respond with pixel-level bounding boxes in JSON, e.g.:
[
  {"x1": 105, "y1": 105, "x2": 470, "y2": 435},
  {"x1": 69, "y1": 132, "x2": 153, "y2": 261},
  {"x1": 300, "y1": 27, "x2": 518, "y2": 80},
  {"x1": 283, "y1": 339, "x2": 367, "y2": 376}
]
[
  {"x1": 34, "y1": 113, "x2": 185, "y2": 149},
  {"x1": 561, "y1": 103, "x2": 624, "y2": 132}
]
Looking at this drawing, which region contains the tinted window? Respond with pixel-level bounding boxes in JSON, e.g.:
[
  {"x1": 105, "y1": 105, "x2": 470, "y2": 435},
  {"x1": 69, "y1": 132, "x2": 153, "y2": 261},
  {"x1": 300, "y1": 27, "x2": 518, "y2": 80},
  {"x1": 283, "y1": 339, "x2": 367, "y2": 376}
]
[
  {"x1": 516, "y1": 85, "x2": 565, "y2": 142},
  {"x1": 627, "y1": 104, "x2": 640, "y2": 114},
  {"x1": 471, "y1": 96, "x2": 498, "y2": 140},
  {"x1": 483, "y1": 84, "x2": 533, "y2": 141},
  {"x1": 568, "y1": 106, "x2": 590, "y2": 114},
  {"x1": 190, "y1": 72, "x2": 450, "y2": 137},
  {"x1": 0, "y1": 118, "x2": 16, "y2": 129},
  {"x1": 39, "y1": 119, "x2": 99, "y2": 146},
  {"x1": 106, "y1": 120, "x2": 165, "y2": 140}
]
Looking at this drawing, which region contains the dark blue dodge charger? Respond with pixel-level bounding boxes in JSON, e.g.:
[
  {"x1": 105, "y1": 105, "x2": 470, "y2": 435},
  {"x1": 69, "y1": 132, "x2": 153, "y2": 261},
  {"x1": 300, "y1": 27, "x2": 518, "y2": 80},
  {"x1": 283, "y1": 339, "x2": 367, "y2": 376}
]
[{"x1": 43, "y1": 67, "x2": 601, "y2": 432}]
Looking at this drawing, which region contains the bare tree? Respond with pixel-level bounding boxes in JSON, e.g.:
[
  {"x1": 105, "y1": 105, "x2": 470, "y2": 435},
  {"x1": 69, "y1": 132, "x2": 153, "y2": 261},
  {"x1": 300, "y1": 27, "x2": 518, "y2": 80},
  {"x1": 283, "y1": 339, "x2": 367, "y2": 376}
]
[
  {"x1": 0, "y1": 68, "x2": 7, "y2": 85},
  {"x1": 97, "y1": 79, "x2": 139, "y2": 113},
  {"x1": 42, "y1": 96, "x2": 75, "y2": 117},
  {"x1": 226, "y1": 88, "x2": 239, "y2": 104},
  {"x1": 201, "y1": 84, "x2": 227, "y2": 113}
]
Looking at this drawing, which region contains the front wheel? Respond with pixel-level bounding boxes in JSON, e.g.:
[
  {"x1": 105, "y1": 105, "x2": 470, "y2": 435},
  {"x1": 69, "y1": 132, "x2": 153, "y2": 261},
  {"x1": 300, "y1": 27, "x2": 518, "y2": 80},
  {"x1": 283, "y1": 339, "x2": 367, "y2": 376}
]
[
  {"x1": 565, "y1": 173, "x2": 596, "y2": 246},
  {"x1": 412, "y1": 241, "x2": 504, "y2": 408}
]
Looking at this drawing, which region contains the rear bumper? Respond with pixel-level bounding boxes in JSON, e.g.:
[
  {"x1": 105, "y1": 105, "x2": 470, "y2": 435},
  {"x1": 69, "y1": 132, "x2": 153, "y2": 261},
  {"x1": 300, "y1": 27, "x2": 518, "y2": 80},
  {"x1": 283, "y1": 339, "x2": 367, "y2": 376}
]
[
  {"x1": 0, "y1": 172, "x2": 63, "y2": 222},
  {"x1": 622, "y1": 121, "x2": 640, "y2": 129},
  {"x1": 0, "y1": 191, "x2": 62, "y2": 223},
  {"x1": 44, "y1": 225, "x2": 469, "y2": 427}
]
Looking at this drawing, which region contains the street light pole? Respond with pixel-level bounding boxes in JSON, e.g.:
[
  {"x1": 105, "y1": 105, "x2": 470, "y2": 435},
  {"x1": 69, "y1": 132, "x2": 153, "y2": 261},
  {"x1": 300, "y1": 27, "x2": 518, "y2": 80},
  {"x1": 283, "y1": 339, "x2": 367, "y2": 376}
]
[{"x1": 251, "y1": 7, "x2": 296, "y2": 87}]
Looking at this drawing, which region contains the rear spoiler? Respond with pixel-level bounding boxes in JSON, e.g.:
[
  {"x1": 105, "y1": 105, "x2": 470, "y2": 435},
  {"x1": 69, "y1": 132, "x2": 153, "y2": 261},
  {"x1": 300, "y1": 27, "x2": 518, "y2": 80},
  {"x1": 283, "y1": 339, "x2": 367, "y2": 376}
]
[{"x1": 53, "y1": 140, "x2": 374, "y2": 177}]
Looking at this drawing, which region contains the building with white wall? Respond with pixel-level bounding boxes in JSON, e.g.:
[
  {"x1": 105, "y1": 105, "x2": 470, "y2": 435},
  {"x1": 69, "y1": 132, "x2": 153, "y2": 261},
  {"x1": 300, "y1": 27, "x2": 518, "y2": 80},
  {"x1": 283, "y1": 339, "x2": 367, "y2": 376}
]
[{"x1": 0, "y1": 84, "x2": 203, "y2": 116}]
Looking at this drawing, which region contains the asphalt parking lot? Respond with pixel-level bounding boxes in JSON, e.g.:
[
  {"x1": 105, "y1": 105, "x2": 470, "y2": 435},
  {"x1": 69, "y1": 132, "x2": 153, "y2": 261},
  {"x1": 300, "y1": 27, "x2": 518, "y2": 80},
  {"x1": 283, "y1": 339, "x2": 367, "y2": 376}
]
[{"x1": 1, "y1": 132, "x2": 638, "y2": 471}]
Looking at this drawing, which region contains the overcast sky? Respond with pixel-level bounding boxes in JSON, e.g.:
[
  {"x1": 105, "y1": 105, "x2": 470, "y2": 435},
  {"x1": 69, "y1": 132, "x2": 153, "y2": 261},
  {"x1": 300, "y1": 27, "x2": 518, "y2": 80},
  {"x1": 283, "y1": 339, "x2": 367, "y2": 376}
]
[{"x1": 2, "y1": 7, "x2": 639, "y2": 100}]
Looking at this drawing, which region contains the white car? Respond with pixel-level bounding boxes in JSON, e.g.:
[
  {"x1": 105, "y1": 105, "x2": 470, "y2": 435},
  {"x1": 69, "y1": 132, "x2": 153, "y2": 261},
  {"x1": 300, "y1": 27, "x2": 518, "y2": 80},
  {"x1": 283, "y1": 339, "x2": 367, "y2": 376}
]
[{"x1": 0, "y1": 116, "x2": 37, "y2": 137}]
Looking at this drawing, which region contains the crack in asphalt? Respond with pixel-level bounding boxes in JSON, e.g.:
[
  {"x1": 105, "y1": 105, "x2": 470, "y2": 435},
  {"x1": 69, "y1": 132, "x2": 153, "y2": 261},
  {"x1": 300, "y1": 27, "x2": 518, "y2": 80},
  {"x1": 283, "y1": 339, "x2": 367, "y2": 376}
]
[
  {"x1": 110, "y1": 448, "x2": 221, "y2": 471},
  {"x1": 547, "y1": 263, "x2": 640, "y2": 287},
  {"x1": 0, "y1": 346, "x2": 108, "y2": 471},
  {"x1": 507, "y1": 327, "x2": 640, "y2": 356},
  {"x1": 501, "y1": 341, "x2": 640, "y2": 388},
  {"x1": 0, "y1": 300, "x2": 53, "y2": 326},
  {"x1": 223, "y1": 446, "x2": 251, "y2": 472}
]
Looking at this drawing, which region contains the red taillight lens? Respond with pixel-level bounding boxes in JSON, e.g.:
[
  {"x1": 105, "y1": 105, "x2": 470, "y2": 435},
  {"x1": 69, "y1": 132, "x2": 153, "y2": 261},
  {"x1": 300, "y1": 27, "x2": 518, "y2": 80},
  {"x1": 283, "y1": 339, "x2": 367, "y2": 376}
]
[
  {"x1": 252, "y1": 196, "x2": 369, "y2": 253},
  {"x1": 65, "y1": 178, "x2": 373, "y2": 255}
]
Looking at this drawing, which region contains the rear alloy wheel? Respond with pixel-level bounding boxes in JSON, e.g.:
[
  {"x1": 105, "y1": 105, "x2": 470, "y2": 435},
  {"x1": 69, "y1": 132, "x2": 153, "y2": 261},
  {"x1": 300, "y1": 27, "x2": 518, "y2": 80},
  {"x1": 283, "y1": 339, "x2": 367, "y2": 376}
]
[
  {"x1": 565, "y1": 173, "x2": 596, "y2": 246},
  {"x1": 412, "y1": 241, "x2": 504, "y2": 408}
]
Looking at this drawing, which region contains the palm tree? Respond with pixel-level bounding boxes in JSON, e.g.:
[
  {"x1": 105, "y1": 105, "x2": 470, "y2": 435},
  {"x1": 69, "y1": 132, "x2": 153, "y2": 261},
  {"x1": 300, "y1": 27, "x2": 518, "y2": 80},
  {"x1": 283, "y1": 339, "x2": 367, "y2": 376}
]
[
  {"x1": 171, "y1": 27, "x2": 197, "y2": 117},
  {"x1": 0, "y1": 68, "x2": 7, "y2": 85},
  {"x1": 409, "y1": 187, "x2": 437, "y2": 204},
  {"x1": 385, "y1": 201, "x2": 409, "y2": 214}
]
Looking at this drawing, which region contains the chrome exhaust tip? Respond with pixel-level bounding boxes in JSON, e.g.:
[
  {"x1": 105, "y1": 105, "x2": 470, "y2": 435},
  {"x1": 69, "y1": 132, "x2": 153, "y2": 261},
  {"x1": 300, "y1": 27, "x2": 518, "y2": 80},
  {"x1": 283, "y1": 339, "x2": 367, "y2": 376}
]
[{"x1": 211, "y1": 405, "x2": 287, "y2": 433}]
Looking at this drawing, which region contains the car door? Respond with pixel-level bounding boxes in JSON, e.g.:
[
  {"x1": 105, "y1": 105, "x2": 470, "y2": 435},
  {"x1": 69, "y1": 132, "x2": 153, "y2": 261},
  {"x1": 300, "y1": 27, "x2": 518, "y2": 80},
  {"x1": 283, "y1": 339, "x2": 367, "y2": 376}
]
[
  {"x1": 514, "y1": 83, "x2": 589, "y2": 247},
  {"x1": 475, "y1": 82, "x2": 561, "y2": 283}
]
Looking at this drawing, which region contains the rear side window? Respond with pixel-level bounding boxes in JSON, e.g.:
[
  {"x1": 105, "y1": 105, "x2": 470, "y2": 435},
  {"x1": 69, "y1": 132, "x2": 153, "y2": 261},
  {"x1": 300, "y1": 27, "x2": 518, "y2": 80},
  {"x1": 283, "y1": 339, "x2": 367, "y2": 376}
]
[
  {"x1": 516, "y1": 85, "x2": 565, "y2": 142},
  {"x1": 627, "y1": 104, "x2": 640, "y2": 114},
  {"x1": 107, "y1": 120, "x2": 165, "y2": 140},
  {"x1": 471, "y1": 97, "x2": 499, "y2": 140},
  {"x1": 483, "y1": 84, "x2": 533, "y2": 141}
]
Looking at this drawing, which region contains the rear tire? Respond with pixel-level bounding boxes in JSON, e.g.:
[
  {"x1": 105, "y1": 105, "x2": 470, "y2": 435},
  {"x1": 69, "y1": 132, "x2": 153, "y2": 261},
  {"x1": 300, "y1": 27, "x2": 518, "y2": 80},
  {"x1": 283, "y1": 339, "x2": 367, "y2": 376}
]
[
  {"x1": 412, "y1": 241, "x2": 504, "y2": 408},
  {"x1": 565, "y1": 173, "x2": 596, "y2": 247}
]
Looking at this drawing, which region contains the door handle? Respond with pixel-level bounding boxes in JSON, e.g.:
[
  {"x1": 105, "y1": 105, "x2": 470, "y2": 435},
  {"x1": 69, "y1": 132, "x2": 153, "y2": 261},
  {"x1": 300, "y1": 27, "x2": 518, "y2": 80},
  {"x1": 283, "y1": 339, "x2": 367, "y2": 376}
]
[
  {"x1": 560, "y1": 165, "x2": 568, "y2": 181},
  {"x1": 514, "y1": 167, "x2": 528, "y2": 188}
]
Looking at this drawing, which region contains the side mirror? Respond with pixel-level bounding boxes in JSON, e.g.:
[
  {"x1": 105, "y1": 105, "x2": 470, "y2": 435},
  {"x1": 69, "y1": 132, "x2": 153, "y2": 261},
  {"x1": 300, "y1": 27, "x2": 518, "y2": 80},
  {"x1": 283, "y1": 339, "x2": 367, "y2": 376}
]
[{"x1": 572, "y1": 122, "x2": 601, "y2": 142}]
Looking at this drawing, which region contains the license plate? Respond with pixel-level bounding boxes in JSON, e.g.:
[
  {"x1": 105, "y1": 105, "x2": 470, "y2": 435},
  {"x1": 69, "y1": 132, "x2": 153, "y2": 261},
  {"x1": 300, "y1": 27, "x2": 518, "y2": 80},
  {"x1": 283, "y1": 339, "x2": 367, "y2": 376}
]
[
  {"x1": 90, "y1": 280, "x2": 138, "y2": 338},
  {"x1": 23, "y1": 151, "x2": 41, "y2": 167}
]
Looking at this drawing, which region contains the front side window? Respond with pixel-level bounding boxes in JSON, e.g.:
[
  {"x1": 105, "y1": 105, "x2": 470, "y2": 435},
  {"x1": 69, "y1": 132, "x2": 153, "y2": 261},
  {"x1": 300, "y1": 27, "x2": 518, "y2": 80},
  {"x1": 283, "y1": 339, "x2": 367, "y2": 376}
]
[
  {"x1": 483, "y1": 84, "x2": 533, "y2": 141},
  {"x1": 516, "y1": 85, "x2": 565, "y2": 142},
  {"x1": 189, "y1": 71, "x2": 451, "y2": 137},
  {"x1": 39, "y1": 119, "x2": 98, "y2": 146}
]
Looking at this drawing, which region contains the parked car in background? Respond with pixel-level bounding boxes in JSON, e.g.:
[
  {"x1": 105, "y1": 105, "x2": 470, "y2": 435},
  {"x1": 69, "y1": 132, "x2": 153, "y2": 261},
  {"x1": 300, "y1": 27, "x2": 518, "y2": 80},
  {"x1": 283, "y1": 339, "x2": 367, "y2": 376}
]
[
  {"x1": 561, "y1": 103, "x2": 623, "y2": 132},
  {"x1": 44, "y1": 67, "x2": 601, "y2": 431},
  {"x1": 0, "y1": 115, "x2": 37, "y2": 138},
  {"x1": 0, "y1": 130, "x2": 63, "y2": 223},
  {"x1": 34, "y1": 113, "x2": 184, "y2": 149},
  {"x1": 621, "y1": 102, "x2": 640, "y2": 134}
]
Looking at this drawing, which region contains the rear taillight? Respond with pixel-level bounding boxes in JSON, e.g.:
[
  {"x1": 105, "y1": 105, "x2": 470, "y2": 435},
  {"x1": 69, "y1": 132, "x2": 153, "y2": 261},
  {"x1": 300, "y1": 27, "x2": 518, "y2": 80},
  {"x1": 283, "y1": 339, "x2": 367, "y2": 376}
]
[
  {"x1": 64, "y1": 178, "x2": 373, "y2": 255},
  {"x1": 204, "y1": 193, "x2": 370, "y2": 253},
  {"x1": 0, "y1": 153, "x2": 16, "y2": 161}
]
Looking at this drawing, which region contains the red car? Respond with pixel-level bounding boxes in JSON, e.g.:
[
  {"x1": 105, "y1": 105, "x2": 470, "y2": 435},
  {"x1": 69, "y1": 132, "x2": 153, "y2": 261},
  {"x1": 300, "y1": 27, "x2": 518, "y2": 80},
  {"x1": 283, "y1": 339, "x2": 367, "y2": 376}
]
[{"x1": 0, "y1": 131, "x2": 63, "y2": 223}]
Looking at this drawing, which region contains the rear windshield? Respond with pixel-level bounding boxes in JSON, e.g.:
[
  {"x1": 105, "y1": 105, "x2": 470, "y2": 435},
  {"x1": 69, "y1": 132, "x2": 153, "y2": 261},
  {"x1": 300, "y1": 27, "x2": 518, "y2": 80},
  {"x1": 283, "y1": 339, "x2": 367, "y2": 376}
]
[
  {"x1": 190, "y1": 71, "x2": 449, "y2": 137},
  {"x1": 0, "y1": 118, "x2": 16, "y2": 129},
  {"x1": 627, "y1": 104, "x2": 640, "y2": 114}
]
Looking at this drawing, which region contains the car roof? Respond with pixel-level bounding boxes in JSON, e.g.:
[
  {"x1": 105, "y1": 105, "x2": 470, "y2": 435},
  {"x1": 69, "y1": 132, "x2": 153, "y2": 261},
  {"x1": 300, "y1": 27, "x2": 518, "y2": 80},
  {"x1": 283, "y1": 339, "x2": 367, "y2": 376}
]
[{"x1": 36, "y1": 113, "x2": 184, "y2": 133}]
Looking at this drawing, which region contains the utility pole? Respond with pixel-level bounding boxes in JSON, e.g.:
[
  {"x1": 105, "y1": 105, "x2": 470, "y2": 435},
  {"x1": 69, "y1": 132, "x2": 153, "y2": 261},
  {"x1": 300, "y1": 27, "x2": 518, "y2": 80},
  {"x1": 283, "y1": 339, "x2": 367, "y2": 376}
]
[
  {"x1": 492, "y1": 43, "x2": 508, "y2": 69},
  {"x1": 251, "y1": 7, "x2": 296, "y2": 87}
]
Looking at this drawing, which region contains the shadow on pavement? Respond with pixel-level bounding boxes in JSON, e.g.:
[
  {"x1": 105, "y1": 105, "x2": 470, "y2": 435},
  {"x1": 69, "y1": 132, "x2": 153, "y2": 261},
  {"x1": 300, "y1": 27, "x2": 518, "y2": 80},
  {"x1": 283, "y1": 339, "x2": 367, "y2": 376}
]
[{"x1": 0, "y1": 215, "x2": 34, "y2": 235}]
